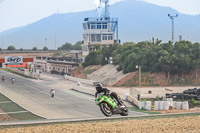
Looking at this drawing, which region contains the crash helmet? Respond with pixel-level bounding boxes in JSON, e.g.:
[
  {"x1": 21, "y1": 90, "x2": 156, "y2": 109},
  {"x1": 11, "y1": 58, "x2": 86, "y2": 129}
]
[{"x1": 95, "y1": 83, "x2": 103, "y2": 92}]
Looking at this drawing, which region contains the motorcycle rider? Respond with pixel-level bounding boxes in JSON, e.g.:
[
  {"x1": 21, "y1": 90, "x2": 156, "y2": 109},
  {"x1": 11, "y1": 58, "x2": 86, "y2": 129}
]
[
  {"x1": 2, "y1": 76, "x2": 5, "y2": 82},
  {"x1": 95, "y1": 83, "x2": 125, "y2": 108},
  {"x1": 11, "y1": 77, "x2": 15, "y2": 84},
  {"x1": 50, "y1": 88, "x2": 55, "y2": 97}
]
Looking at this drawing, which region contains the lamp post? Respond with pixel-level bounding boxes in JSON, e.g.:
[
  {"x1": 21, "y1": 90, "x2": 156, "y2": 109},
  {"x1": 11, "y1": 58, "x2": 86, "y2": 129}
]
[
  {"x1": 136, "y1": 65, "x2": 142, "y2": 101},
  {"x1": 136, "y1": 65, "x2": 141, "y2": 87},
  {"x1": 168, "y1": 14, "x2": 178, "y2": 44}
]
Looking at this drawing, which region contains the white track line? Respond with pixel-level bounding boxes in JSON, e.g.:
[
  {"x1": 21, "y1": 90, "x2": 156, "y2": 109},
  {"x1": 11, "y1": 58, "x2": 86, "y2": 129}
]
[
  {"x1": 0, "y1": 101, "x2": 11, "y2": 104},
  {"x1": 0, "y1": 111, "x2": 28, "y2": 115}
]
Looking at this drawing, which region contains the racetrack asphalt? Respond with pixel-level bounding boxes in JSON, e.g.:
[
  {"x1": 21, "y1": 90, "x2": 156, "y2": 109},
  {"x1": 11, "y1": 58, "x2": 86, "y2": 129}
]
[{"x1": 0, "y1": 69, "x2": 147, "y2": 120}]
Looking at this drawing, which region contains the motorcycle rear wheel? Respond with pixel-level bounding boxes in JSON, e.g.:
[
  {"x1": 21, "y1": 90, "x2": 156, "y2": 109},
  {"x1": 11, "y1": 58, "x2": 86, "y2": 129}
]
[{"x1": 99, "y1": 103, "x2": 112, "y2": 117}]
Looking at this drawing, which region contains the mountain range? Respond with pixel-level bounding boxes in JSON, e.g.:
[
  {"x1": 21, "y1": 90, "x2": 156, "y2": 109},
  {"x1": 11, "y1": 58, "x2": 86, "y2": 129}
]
[{"x1": 0, "y1": 0, "x2": 200, "y2": 49}]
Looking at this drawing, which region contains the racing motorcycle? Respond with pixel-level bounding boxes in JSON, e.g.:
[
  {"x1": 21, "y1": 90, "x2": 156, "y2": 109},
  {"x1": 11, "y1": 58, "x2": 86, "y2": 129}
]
[
  {"x1": 2, "y1": 76, "x2": 5, "y2": 82},
  {"x1": 95, "y1": 92, "x2": 129, "y2": 117},
  {"x1": 11, "y1": 78, "x2": 15, "y2": 84}
]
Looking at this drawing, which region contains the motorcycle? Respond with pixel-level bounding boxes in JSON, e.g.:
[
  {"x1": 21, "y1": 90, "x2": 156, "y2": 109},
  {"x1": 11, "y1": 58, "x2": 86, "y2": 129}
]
[
  {"x1": 51, "y1": 93, "x2": 54, "y2": 97},
  {"x1": 50, "y1": 89, "x2": 55, "y2": 97},
  {"x1": 2, "y1": 76, "x2": 5, "y2": 82},
  {"x1": 95, "y1": 92, "x2": 129, "y2": 117},
  {"x1": 11, "y1": 78, "x2": 15, "y2": 84}
]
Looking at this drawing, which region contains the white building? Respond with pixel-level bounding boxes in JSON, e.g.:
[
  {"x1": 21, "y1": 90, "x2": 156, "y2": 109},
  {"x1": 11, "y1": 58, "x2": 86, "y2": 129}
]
[{"x1": 82, "y1": 0, "x2": 119, "y2": 56}]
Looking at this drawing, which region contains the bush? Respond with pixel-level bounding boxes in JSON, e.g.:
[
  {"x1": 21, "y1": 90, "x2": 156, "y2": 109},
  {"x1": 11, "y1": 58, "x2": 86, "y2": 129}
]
[
  {"x1": 32, "y1": 47, "x2": 37, "y2": 51},
  {"x1": 7, "y1": 45, "x2": 15, "y2": 50}
]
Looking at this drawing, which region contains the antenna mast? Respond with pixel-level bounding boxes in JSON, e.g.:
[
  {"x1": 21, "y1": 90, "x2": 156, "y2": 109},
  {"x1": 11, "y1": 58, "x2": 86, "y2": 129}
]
[
  {"x1": 99, "y1": 0, "x2": 110, "y2": 19},
  {"x1": 168, "y1": 14, "x2": 178, "y2": 44}
]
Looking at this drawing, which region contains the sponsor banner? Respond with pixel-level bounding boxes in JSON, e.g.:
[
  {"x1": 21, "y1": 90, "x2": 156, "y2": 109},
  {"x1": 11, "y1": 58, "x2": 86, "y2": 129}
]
[{"x1": 5, "y1": 56, "x2": 23, "y2": 65}]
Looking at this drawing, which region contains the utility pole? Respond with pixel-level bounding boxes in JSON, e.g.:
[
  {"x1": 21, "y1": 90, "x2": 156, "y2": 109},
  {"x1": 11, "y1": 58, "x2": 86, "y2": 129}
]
[
  {"x1": 168, "y1": 14, "x2": 178, "y2": 44},
  {"x1": 136, "y1": 65, "x2": 142, "y2": 101},
  {"x1": 139, "y1": 65, "x2": 141, "y2": 87}
]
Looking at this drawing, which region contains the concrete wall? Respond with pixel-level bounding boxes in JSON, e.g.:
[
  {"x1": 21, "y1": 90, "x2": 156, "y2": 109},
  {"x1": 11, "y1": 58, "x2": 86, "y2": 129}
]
[
  {"x1": 72, "y1": 85, "x2": 96, "y2": 96},
  {"x1": 126, "y1": 95, "x2": 139, "y2": 107},
  {"x1": 6, "y1": 68, "x2": 40, "y2": 79},
  {"x1": 7, "y1": 68, "x2": 24, "y2": 75},
  {"x1": 64, "y1": 75, "x2": 97, "y2": 86}
]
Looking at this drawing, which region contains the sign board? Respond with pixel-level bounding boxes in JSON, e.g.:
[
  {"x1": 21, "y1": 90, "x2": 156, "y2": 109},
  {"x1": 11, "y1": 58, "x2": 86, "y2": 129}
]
[{"x1": 5, "y1": 56, "x2": 23, "y2": 65}]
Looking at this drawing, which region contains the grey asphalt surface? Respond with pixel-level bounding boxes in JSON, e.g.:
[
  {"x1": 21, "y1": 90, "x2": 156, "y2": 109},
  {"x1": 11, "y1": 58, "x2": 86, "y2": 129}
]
[{"x1": 0, "y1": 69, "x2": 147, "y2": 119}]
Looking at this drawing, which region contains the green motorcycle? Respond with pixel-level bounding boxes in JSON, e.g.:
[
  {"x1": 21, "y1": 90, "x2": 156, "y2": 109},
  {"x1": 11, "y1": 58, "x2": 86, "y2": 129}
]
[{"x1": 95, "y1": 92, "x2": 129, "y2": 117}]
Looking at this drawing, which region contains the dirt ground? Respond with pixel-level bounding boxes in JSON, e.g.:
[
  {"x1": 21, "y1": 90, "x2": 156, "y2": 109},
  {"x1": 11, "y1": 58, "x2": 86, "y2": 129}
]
[
  {"x1": 153, "y1": 108, "x2": 200, "y2": 114},
  {"x1": 70, "y1": 65, "x2": 102, "y2": 79},
  {"x1": 1, "y1": 115, "x2": 200, "y2": 133}
]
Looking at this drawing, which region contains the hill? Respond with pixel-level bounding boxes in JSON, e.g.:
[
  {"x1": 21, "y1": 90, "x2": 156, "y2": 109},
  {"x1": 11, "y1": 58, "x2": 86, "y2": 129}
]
[{"x1": 0, "y1": 0, "x2": 200, "y2": 49}]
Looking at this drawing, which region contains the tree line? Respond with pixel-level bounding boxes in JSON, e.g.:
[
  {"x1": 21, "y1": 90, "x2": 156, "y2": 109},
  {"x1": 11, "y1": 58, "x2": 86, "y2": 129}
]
[
  {"x1": 82, "y1": 40, "x2": 200, "y2": 79},
  {"x1": 2, "y1": 41, "x2": 82, "y2": 51}
]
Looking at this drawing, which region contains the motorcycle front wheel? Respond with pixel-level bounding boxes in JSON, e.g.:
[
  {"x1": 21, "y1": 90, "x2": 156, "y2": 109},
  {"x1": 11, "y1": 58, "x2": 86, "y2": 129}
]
[
  {"x1": 120, "y1": 103, "x2": 129, "y2": 116},
  {"x1": 99, "y1": 103, "x2": 112, "y2": 117}
]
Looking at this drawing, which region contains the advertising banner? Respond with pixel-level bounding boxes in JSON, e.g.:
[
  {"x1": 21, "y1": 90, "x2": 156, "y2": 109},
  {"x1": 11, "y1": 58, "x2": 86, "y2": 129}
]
[{"x1": 5, "y1": 56, "x2": 23, "y2": 65}]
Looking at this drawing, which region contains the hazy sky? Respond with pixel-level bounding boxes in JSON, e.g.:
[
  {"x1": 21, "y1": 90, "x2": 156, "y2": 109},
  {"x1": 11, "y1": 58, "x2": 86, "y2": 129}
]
[
  {"x1": 0, "y1": 0, "x2": 199, "y2": 33},
  {"x1": 141, "y1": 0, "x2": 200, "y2": 15}
]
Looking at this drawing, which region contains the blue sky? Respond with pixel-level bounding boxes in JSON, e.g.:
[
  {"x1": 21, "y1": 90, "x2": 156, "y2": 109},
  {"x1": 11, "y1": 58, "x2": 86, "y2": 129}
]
[{"x1": 0, "y1": 0, "x2": 199, "y2": 33}]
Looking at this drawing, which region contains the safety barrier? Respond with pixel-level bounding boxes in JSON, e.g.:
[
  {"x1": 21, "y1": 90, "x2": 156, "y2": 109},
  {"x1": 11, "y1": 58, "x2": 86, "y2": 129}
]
[
  {"x1": 126, "y1": 94, "x2": 139, "y2": 107},
  {"x1": 64, "y1": 75, "x2": 97, "y2": 86},
  {"x1": 72, "y1": 85, "x2": 96, "y2": 96}
]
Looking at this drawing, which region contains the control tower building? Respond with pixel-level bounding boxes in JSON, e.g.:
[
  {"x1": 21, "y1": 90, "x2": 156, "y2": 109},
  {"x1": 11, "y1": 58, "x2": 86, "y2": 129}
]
[{"x1": 82, "y1": 0, "x2": 119, "y2": 56}]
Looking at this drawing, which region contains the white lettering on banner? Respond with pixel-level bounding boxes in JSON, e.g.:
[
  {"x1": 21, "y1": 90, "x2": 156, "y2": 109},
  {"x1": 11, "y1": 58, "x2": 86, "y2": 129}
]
[{"x1": 5, "y1": 56, "x2": 23, "y2": 65}]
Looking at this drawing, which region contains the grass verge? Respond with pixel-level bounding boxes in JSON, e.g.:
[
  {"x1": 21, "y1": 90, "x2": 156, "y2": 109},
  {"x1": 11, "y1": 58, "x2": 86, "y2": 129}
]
[
  {"x1": 0, "y1": 68, "x2": 34, "y2": 79},
  {"x1": 0, "y1": 93, "x2": 44, "y2": 120},
  {"x1": 128, "y1": 107, "x2": 161, "y2": 114}
]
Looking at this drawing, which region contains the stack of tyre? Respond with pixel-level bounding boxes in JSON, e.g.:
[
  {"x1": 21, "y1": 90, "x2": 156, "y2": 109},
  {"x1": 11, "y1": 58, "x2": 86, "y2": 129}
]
[{"x1": 166, "y1": 88, "x2": 200, "y2": 100}]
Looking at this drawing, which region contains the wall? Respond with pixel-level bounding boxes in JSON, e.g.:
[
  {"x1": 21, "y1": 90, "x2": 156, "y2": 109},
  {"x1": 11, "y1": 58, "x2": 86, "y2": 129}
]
[{"x1": 64, "y1": 75, "x2": 97, "y2": 86}]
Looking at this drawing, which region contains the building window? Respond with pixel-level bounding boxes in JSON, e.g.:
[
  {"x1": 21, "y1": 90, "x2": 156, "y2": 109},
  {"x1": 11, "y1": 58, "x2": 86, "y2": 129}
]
[
  {"x1": 96, "y1": 34, "x2": 101, "y2": 42},
  {"x1": 102, "y1": 34, "x2": 107, "y2": 40},
  {"x1": 108, "y1": 34, "x2": 113, "y2": 40},
  {"x1": 97, "y1": 23, "x2": 101, "y2": 29},
  {"x1": 87, "y1": 23, "x2": 90, "y2": 29},
  {"x1": 102, "y1": 23, "x2": 107, "y2": 29},
  {"x1": 91, "y1": 23, "x2": 96, "y2": 29},
  {"x1": 102, "y1": 34, "x2": 113, "y2": 40},
  {"x1": 91, "y1": 34, "x2": 96, "y2": 42}
]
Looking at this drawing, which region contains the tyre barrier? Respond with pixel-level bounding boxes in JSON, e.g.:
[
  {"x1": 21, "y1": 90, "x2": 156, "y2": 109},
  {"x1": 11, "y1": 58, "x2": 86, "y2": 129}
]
[{"x1": 166, "y1": 88, "x2": 200, "y2": 101}]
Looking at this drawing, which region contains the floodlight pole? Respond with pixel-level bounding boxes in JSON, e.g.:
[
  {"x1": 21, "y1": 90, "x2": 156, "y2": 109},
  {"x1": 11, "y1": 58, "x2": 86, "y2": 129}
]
[{"x1": 168, "y1": 14, "x2": 178, "y2": 44}]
